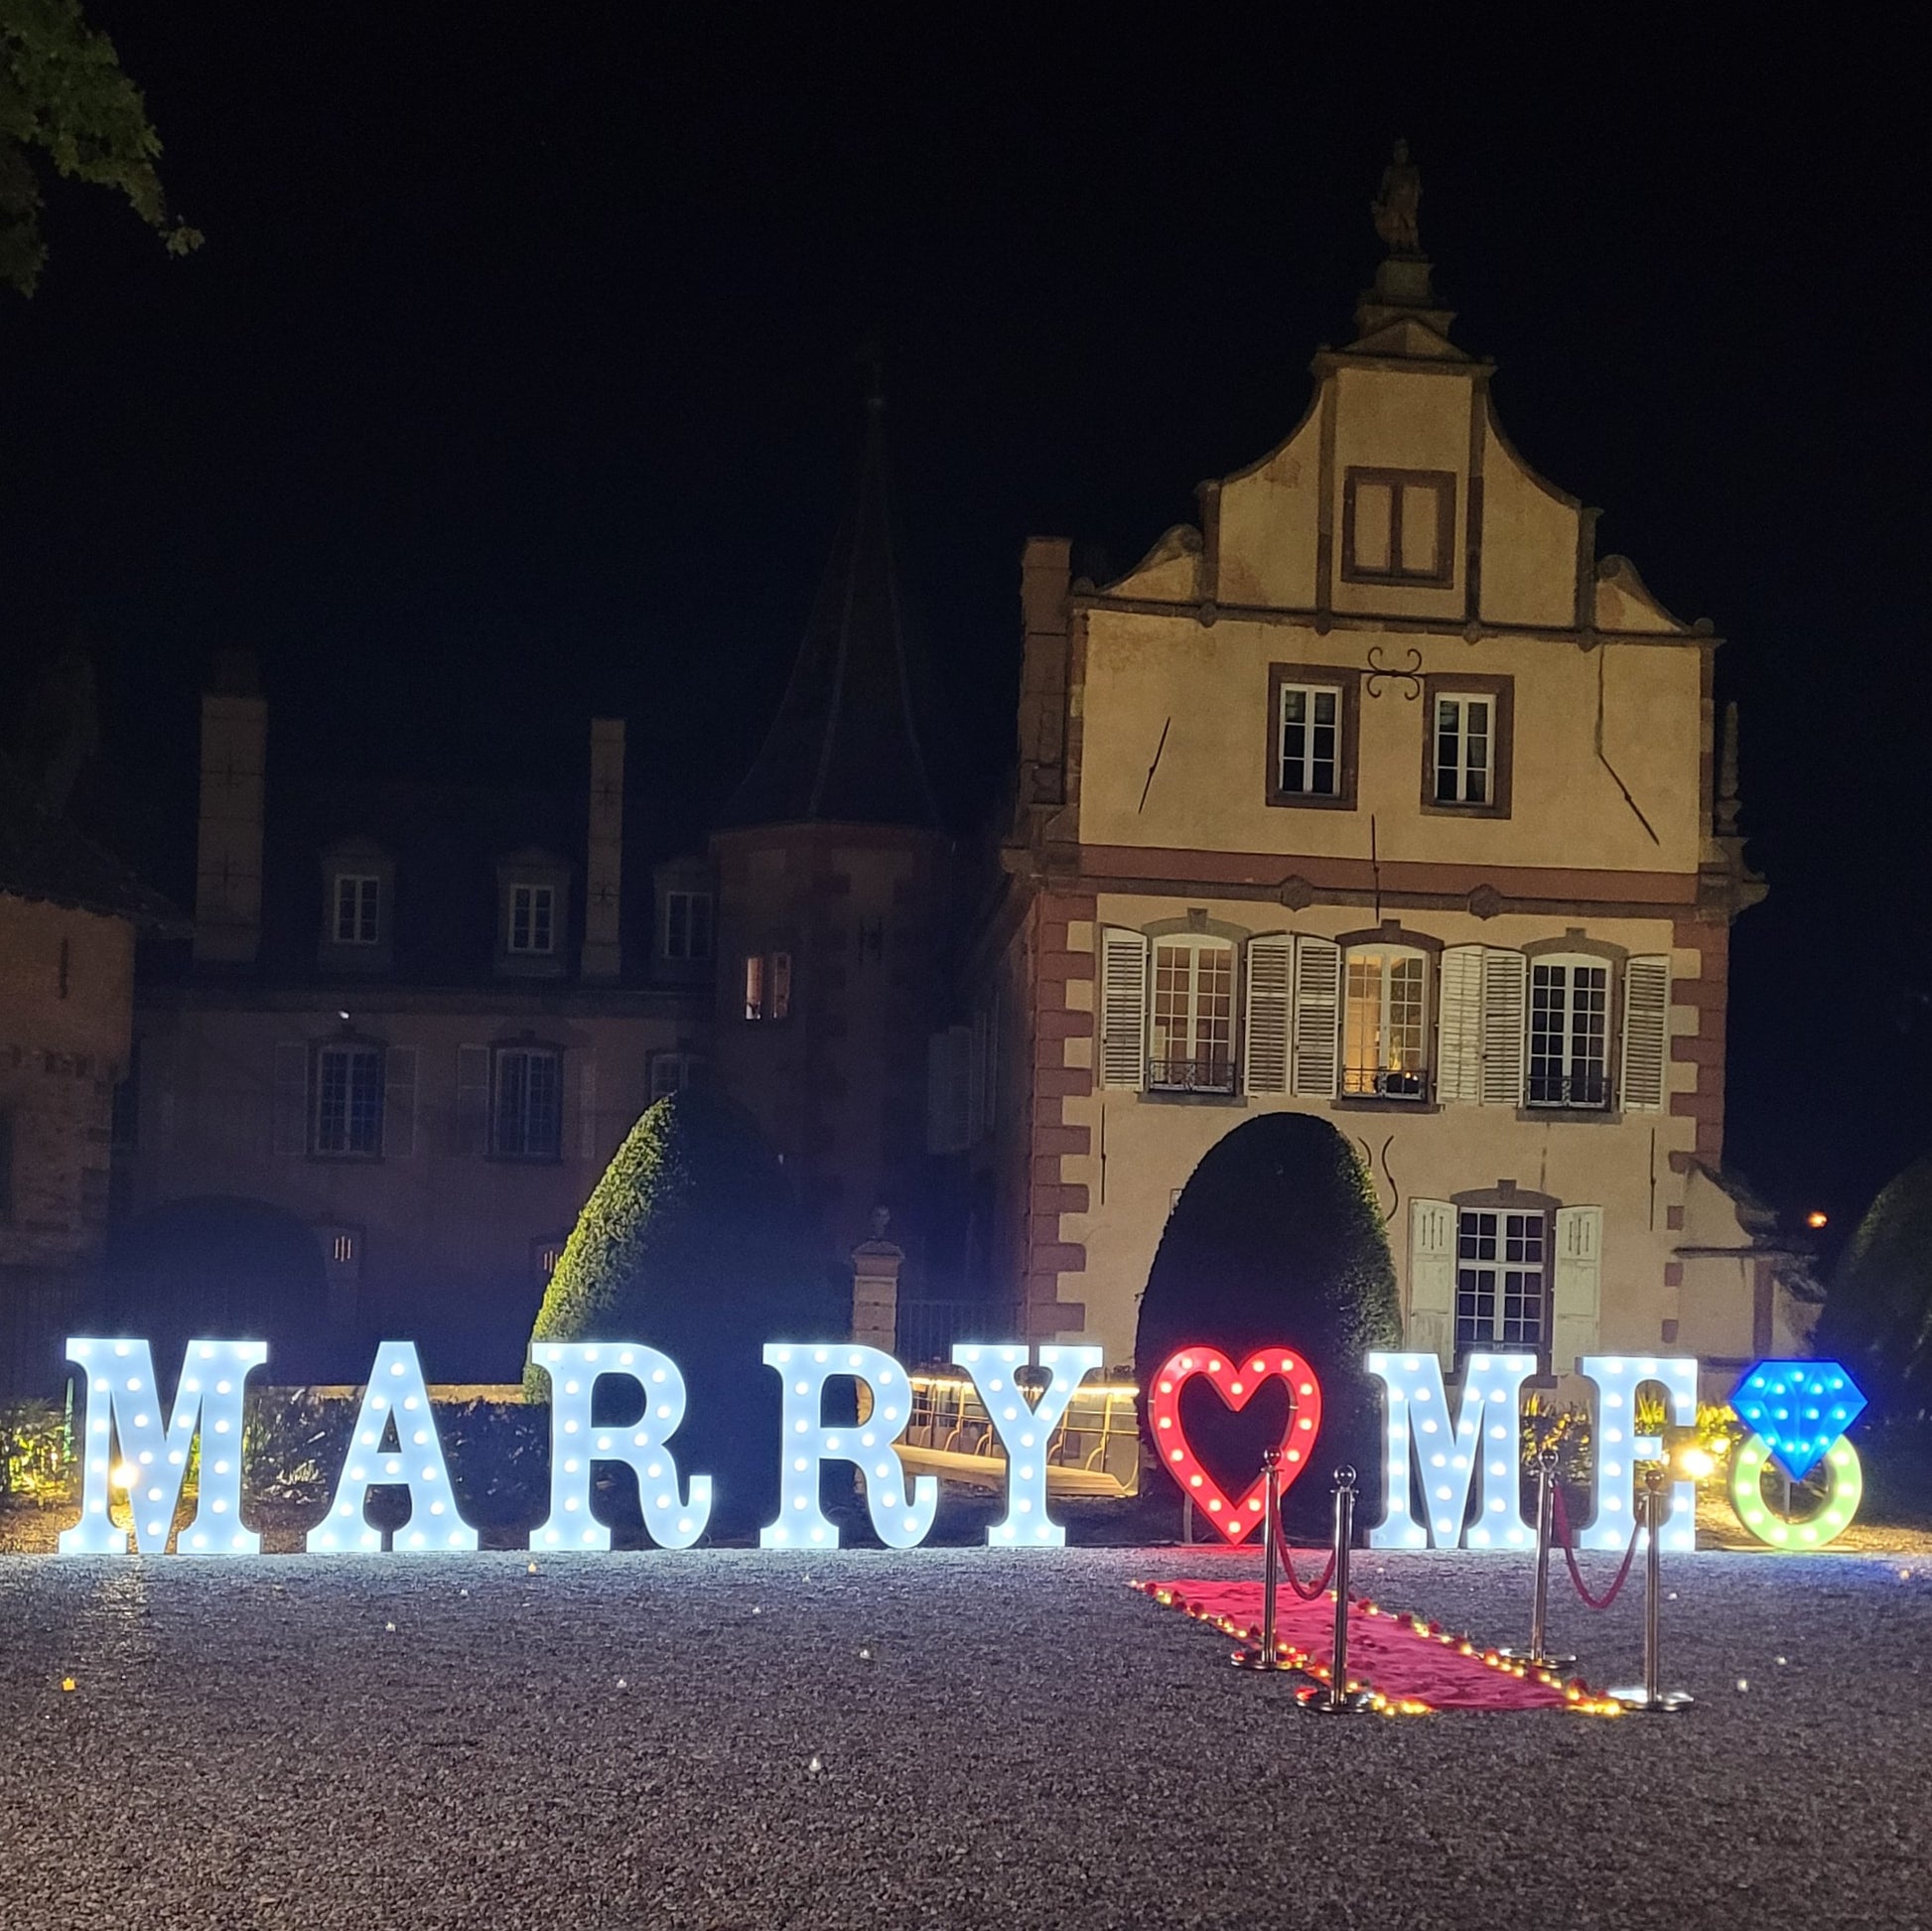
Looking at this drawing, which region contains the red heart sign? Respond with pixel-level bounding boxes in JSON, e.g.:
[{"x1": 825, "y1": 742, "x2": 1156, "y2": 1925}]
[{"x1": 1148, "y1": 1344, "x2": 1324, "y2": 1545}]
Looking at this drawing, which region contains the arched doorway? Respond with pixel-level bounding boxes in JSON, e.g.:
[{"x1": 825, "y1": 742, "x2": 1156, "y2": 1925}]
[{"x1": 1135, "y1": 1112, "x2": 1402, "y2": 1528}]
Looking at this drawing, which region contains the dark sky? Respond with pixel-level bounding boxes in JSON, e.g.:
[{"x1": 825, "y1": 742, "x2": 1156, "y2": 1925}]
[{"x1": 1, "y1": 12, "x2": 1924, "y2": 1242}]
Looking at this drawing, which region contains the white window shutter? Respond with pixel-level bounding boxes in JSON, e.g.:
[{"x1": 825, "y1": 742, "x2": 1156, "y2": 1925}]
[
  {"x1": 1552, "y1": 1205, "x2": 1603, "y2": 1372},
  {"x1": 577, "y1": 1050, "x2": 598, "y2": 1161},
  {"x1": 1619, "y1": 956, "x2": 1670, "y2": 1113},
  {"x1": 1098, "y1": 927, "x2": 1150, "y2": 1091},
  {"x1": 457, "y1": 1044, "x2": 491, "y2": 1157},
  {"x1": 1242, "y1": 934, "x2": 1294, "y2": 1095},
  {"x1": 381, "y1": 1046, "x2": 416, "y2": 1158},
  {"x1": 1436, "y1": 945, "x2": 1484, "y2": 1105},
  {"x1": 1408, "y1": 1198, "x2": 1455, "y2": 1367},
  {"x1": 272, "y1": 1042, "x2": 309, "y2": 1156},
  {"x1": 925, "y1": 1028, "x2": 972, "y2": 1153},
  {"x1": 1479, "y1": 947, "x2": 1528, "y2": 1106},
  {"x1": 1290, "y1": 935, "x2": 1340, "y2": 1097}
]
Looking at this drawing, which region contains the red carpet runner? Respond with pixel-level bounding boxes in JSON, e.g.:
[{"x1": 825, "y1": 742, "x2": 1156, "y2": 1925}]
[{"x1": 1135, "y1": 1573, "x2": 1621, "y2": 1716}]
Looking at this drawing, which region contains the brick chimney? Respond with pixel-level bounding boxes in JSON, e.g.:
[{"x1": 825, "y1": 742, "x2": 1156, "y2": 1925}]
[
  {"x1": 193, "y1": 650, "x2": 266, "y2": 966},
  {"x1": 581, "y1": 718, "x2": 624, "y2": 980}
]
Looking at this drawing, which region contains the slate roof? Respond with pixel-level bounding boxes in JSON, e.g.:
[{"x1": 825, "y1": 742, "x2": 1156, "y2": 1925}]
[
  {"x1": 0, "y1": 753, "x2": 181, "y2": 927},
  {"x1": 718, "y1": 395, "x2": 939, "y2": 831}
]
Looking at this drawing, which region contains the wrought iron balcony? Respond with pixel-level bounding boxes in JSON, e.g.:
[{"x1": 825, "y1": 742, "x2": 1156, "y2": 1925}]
[
  {"x1": 1525, "y1": 1069, "x2": 1611, "y2": 1109},
  {"x1": 1147, "y1": 1056, "x2": 1237, "y2": 1095},
  {"x1": 1341, "y1": 1065, "x2": 1430, "y2": 1101}
]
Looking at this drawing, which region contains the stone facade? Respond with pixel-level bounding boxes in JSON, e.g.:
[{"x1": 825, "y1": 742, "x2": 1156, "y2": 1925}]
[{"x1": 978, "y1": 225, "x2": 1789, "y2": 1390}]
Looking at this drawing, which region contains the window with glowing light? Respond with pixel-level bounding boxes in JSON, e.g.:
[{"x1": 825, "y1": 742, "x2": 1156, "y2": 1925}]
[
  {"x1": 492, "y1": 1045, "x2": 562, "y2": 1159},
  {"x1": 1527, "y1": 958, "x2": 1610, "y2": 1108},
  {"x1": 1455, "y1": 1208, "x2": 1547, "y2": 1350},
  {"x1": 1342, "y1": 947, "x2": 1428, "y2": 1099},
  {"x1": 1148, "y1": 938, "x2": 1234, "y2": 1093},
  {"x1": 743, "y1": 951, "x2": 791, "y2": 1022},
  {"x1": 507, "y1": 884, "x2": 557, "y2": 955},
  {"x1": 314, "y1": 1044, "x2": 383, "y2": 1157}
]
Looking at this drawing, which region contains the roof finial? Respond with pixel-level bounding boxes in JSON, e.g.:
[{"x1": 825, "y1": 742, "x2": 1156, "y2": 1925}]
[{"x1": 1371, "y1": 138, "x2": 1423, "y2": 259}]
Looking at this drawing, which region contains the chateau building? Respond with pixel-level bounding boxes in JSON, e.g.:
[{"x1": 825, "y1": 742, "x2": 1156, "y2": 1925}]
[
  {"x1": 973, "y1": 170, "x2": 1792, "y2": 1391},
  {"x1": 11, "y1": 159, "x2": 1802, "y2": 1401},
  {"x1": 111, "y1": 397, "x2": 948, "y2": 1383}
]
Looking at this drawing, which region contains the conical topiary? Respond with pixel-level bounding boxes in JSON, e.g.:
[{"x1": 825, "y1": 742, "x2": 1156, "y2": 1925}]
[
  {"x1": 1134, "y1": 1112, "x2": 1402, "y2": 1533},
  {"x1": 526, "y1": 1087, "x2": 845, "y2": 1530}
]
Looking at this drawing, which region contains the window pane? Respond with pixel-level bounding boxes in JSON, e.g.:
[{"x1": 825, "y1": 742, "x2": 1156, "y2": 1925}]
[
  {"x1": 769, "y1": 952, "x2": 791, "y2": 1021},
  {"x1": 1280, "y1": 684, "x2": 1342, "y2": 797},
  {"x1": 1352, "y1": 481, "x2": 1393, "y2": 572},
  {"x1": 1398, "y1": 482, "x2": 1442, "y2": 575},
  {"x1": 316, "y1": 1045, "x2": 382, "y2": 1155},
  {"x1": 1435, "y1": 701, "x2": 1460, "y2": 803},
  {"x1": 1149, "y1": 940, "x2": 1233, "y2": 1090},
  {"x1": 667, "y1": 895, "x2": 689, "y2": 958},
  {"x1": 743, "y1": 954, "x2": 763, "y2": 1020}
]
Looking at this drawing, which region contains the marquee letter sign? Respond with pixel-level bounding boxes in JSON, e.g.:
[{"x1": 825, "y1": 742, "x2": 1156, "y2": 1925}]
[
  {"x1": 50, "y1": 1330, "x2": 1871, "y2": 1558},
  {"x1": 1145, "y1": 1345, "x2": 1322, "y2": 1544},
  {"x1": 60, "y1": 1338, "x2": 266, "y2": 1555},
  {"x1": 760, "y1": 1342, "x2": 938, "y2": 1550},
  {"x1": 951, "y1": 1342, "x2": 1103, "y2": 1548},
  {"x1": 309, "y1": 1341, "x2": 479, "y2": 1553},
  {"x1": 528, "y1": 1342, "x2": 712, "y2": 1552},
  {"x1": 1367, "y1": 1351, "x2": 1537, "y2": 1550}
]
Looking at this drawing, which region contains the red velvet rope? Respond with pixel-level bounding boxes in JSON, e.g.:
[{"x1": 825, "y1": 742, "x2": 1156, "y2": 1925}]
[
  {"x1": 1551, "y1": 1482, "x2": 1642, "y2": 1610},
  {"x1": 1273, "y1": 1510, "x2": 1340, "y2": 1600}
]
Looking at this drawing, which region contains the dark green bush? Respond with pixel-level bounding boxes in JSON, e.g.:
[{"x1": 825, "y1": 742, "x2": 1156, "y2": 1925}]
[
  {"x1": 1135, "y1": 1113, "x2": 1402, "y2": 1532},
  {"x1": 526, "y1": 1089, "x2": 844, "y2": 1531}
]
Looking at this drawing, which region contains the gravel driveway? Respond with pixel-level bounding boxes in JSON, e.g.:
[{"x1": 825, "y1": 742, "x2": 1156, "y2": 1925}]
[{"x1": 2, "y1": 1547, "x2": 1925, "y2": 1928}]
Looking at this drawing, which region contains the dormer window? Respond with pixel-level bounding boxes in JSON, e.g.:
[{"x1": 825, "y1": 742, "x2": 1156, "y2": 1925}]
[
  {"x1": 508, "y1": 884, "x2": 557, "y2": 956},
  {"x1": 664, "y1": 890, "x2": 714, "y2": 962},
  {"x1": 333, "y1": 874, "x2": 380, "y2": 946},
  {"x1": 1342, "y1": 467, "x2": 1455, "y2": 586},
  {"x1": 318, "y1": 841, "x2": 394, "y2": 972}
]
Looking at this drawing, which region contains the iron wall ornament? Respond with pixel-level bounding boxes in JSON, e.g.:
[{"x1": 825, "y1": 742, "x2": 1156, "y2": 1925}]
[{"x1": 1364, "y1": 644, "x2": 1424, "y2": 700}]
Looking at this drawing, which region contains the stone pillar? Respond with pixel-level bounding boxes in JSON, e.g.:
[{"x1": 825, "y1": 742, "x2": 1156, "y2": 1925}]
[
  {"x1": 582, "y1": 718, "x2": 624, "y2": 980},
  {"x1": 192, "y1": 652, "x2": 266, "y2": 967},
  {"x1": 850, "y1": 1208, "x2": 902, "y2": 1352}
]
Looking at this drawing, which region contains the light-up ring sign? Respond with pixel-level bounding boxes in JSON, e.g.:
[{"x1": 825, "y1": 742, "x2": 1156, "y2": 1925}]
[
  {"x1": 1146, "y1": 1344, "x2": 1322, "y2": 1545},
  {"x1": 1726, "y1": 1359, "x2": 1867, "y2": 1550}
]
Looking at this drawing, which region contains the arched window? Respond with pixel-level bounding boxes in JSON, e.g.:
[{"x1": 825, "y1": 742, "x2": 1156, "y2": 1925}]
[
  {"x1": 1527, "y1": 954, "x2": 1611, "y2": 1109},
  {"x1": 1148, "y1": 937, "x2": 1235, "y2": 1094},
  {"x1": 1342, "y1": 946, "x2": 1429, "y2": 1100}
]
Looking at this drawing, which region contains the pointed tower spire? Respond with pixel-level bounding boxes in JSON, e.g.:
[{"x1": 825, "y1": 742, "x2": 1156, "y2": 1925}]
[{"x1": 720, "y1": 379, "x2": 939, "y2": 830}]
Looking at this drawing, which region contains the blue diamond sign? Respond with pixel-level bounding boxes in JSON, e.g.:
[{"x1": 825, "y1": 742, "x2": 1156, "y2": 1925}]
[{"x1": 1730, "y1": 1360, "x2": 1866, "y2": 1481}]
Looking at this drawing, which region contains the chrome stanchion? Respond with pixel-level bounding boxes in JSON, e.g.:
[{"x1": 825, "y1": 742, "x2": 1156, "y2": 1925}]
[
  {"x1": 1232, "y1": 1448, "x2": 1287, "y2": 1670},
  {"x1": 1500, "y1": 1449, "x2": 1577, "y2": 1671},
  {"x1": 1303, "y1": 1464, "x2": 1375, "y2": 1715},
  {"x1": 1610, "y1": 1467, "x2": 1694, "y2": 1714}
]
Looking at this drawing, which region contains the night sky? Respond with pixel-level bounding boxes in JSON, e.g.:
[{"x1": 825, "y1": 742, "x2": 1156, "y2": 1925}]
[{"x1": 1, "y1": 13, "x2": 1922, "y2": 1246}]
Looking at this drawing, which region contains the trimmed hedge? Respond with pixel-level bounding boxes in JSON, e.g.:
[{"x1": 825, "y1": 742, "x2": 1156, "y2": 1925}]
[
  {"x1": 1820, "y1": 1153, "x2": 1932, "y2": 1423},
  {"x1": 1134, "y1": 1112, "x2": 1402, "y2": 1531},
  {"x1": 526, "y1": 1088, "x2": 845, "y2": 1529}
]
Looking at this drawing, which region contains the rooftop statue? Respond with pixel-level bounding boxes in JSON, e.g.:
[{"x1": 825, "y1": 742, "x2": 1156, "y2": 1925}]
[{"x1": 1371, "y1": 139, "x2": 1423, "y2": 256}]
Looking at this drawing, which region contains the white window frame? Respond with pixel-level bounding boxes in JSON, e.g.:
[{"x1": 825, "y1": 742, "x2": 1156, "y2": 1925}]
[
  {"x1": 1527, "y1": 955, "x2": 1612, "y2": 1110},
  {"x1": 1147, "y1": 936, "x2": 1236, "y2": 1094},
  {"x1": 314, "y1": 1042, "x2": 384, "y2": 1158},
  {"x1": 1277, "y1": 682, "x2": 1343, "y2": 798},
  {"x1": 492, "y1": 1044, "x2": 563, "y2": 1159},
  {"x1": 1455, "y1": 1207, "x2": 1548, "y2": 1352},
  {"x1": 1432, "y1": 693, "x2": 1494, "y2": 807},
  {"x1": 1341, "y1": 946, "x2": 1430, "y2": 1100},
  {"x1": 663, "y1": 890, "x2": 714, "y2": 962},
  {"x1": 507, "y1": 883, "x2": 557, "y2": 956},
  {"x1": 332, "y1": 874, "x2": 381, "y2": 946}
]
